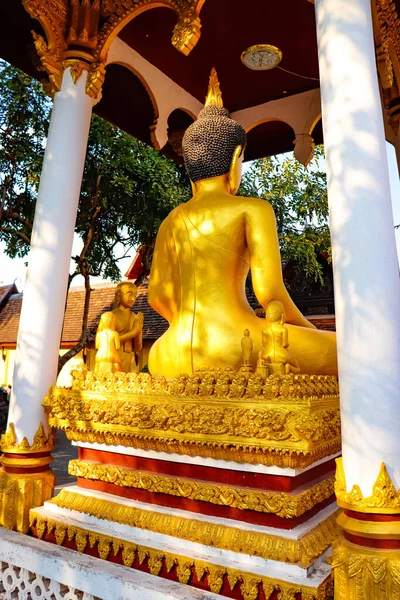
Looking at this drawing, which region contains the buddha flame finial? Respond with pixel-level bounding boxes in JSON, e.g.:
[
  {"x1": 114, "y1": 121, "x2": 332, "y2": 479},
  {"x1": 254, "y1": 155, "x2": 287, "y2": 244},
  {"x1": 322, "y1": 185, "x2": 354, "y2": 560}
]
[{"x1": 204, "y1": 68, "x2": 223, "y2": 108}]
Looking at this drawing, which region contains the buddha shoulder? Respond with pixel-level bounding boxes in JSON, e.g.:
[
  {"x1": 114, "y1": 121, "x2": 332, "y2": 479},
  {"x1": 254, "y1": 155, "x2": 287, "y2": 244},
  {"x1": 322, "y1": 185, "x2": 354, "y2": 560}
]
[{"x1": 236, "y1": 196, "x2": 276, "y2": 220}]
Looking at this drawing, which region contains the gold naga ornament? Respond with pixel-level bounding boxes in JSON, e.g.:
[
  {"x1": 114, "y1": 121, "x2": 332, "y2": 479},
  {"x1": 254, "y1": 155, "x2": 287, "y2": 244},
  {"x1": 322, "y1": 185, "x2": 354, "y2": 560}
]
[{"x1": 147, "y1": 69, "x2": 337, "y2": 379}]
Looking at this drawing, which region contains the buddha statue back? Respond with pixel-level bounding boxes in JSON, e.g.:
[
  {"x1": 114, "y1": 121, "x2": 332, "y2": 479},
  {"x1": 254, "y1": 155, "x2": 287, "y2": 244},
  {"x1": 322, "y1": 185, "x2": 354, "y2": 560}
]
[{"x1": 148, "y1": 70, "x2": 337, "y2": 379}]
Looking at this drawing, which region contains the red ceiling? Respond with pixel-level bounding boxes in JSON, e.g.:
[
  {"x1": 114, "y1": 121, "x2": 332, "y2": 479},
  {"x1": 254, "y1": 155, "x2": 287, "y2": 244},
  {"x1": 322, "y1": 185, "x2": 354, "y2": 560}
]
[
  {"x1": 0, "y1": 0, "x2": 327, "y2": 159},
  {"x1": 119, "y1": 0, "x2": 321, "y2": 113}
]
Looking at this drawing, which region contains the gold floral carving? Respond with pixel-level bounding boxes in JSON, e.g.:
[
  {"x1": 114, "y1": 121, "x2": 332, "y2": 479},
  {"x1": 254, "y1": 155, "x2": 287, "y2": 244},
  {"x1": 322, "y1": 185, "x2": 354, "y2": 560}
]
[
  {"x1": 68, "y1": 459, "x2": 335, "y2": 518},
  {"x1": 332, "y1": 535, "x2": 400, "y2": 600},
  {"x1": 335, "y1": 457, "x2": 400, "y2": 514},
  {"x1": 0, "y1": 422, "x2": 55, "y2": 454},
  {"x1": 51, "y1": 489, "x2": 340, "y2": 566},
  {"x1": 30, "y1": 511, "x2": 333, "y2": 600},
  {"x1": 0, "y1": 470, "x2": 55, "y2": 533},
  {"x1": 44, "y1": 372, "x2": 340, "y2": 468}
]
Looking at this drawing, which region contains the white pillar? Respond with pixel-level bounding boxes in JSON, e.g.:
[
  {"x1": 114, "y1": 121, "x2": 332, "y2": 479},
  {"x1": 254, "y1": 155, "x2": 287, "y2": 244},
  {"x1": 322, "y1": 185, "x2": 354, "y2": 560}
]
[
  {"x1": 7, "y1": 68, "x2": 93, "y2": 443},
  {"x1": 315, "y1": 0, "x2": 400, "y2": 495}
]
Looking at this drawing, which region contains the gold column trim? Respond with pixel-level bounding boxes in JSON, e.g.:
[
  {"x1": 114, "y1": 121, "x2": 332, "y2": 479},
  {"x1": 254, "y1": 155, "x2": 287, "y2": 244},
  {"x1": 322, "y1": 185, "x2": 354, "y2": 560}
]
[
  {"x1": 0, "y1": 455, "x2": 53, "y2": 469},
  {"x1": 0, "y1": 470, "x2": 55, "y2": 533},
  {"x1": 51, "y1": 489, "x2": 340, "y2": 566},
  {"x1": 0, "y1": 422, "x2": 55, "y2": 454},
  {"x1": 337, "y1": 512, "x2": 400, "y2": 540},
  {"x1": 30, "y1": 511, "x2": 333, "y2": 600},
  {"x1": 335, "y1": 457, "x2": 400, "y2": 514},
  {"x1": 44, "y1": 372, "x2": 340, "y2": 468},
  {"x1": 332, "y1": 534, "x2": 400, "y2": 600},
  {"x1": 68, "y1": 459, "x2": 335, "y2": 518}
]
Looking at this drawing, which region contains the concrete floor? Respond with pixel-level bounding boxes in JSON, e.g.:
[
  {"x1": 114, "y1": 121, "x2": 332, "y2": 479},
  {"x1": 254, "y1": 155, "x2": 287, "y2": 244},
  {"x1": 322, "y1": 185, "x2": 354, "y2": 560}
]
[{"x1": 52, "y1": 429, "x2": 77, "y2": 487}]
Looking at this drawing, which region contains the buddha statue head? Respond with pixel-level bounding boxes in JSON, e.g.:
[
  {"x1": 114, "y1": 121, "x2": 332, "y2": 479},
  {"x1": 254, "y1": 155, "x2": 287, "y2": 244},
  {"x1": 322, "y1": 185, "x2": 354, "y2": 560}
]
[
  {"x1": 114, "y1": 281, "x2": 137, "y2": 310},
  {"x1": 266, "y1": 300, "x2": 286, "y2": 325},
  {"x1": 182, "y1": 68, "x2": 247, "y2": 194}
]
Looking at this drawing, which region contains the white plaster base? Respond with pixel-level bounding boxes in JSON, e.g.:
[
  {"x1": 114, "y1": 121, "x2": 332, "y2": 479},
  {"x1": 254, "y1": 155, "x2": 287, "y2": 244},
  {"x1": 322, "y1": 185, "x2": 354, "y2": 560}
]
[
  {"x1": 36, "y1": 485, "x2": 334, "y2": 584},
  {"x1": 0, "y1": 528, "x2": 220, "y2": 600},
  {"x1": 72, "y1": 441, "x2": 340, "y2": 477}
]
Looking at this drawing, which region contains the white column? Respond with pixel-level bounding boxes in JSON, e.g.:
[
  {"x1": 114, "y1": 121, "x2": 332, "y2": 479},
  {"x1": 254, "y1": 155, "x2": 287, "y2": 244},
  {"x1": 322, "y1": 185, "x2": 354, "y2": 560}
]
[
  {"x1": 8, "y1": 68, "x2": 93, "y2": 443},
  {"x1": 315, "y1": 0, "x2": 400, "y2": 495}
]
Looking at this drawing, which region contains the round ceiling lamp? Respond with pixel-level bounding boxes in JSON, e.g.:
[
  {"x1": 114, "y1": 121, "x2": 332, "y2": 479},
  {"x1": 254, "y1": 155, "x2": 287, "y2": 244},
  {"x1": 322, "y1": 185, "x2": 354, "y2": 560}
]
[{"x1": 241, "y1": 44, "x2": 283, "y2": 71}]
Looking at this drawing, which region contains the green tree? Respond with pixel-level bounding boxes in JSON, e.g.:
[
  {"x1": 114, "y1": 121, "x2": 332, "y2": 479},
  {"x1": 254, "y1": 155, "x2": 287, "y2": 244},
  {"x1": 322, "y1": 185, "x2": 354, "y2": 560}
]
[
  {"x1": 239, "y1": 147, "x2": 330, "y2": 286},
  {"x1": 0, "y1": 60, "x2": 190, "y2": 370}
]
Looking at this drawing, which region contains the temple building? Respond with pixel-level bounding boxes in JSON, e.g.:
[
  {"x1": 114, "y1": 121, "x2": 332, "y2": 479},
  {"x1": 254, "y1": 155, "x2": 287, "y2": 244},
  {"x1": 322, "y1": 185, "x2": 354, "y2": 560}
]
[{"x1": 0, "y1": 0, "x2": 399, "y2": 599}]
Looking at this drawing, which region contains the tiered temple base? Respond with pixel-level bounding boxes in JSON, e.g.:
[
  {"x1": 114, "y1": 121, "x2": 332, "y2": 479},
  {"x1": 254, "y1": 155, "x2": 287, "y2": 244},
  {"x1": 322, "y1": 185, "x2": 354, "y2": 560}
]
[{"x1": 32, "y1": 370, "x2": 341, "y2": 599}]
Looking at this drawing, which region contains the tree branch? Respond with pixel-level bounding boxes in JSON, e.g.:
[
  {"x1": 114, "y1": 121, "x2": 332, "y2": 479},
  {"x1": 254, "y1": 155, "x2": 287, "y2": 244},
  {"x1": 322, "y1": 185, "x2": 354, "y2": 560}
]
[{"x1": 0, "y1": 226, "x2": 31, "y2": 245}]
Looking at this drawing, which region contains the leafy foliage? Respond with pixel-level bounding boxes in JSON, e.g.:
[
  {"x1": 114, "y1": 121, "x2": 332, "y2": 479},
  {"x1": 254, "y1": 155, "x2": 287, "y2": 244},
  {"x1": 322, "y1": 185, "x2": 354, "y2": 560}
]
[
  {"x1": 0, "y1": 62, "x2": 51, "y2": 255},
  {"x1": 239, "y1": 147, "x2": 330, "y2": 285},
  {"x1": 0, "y1": 60, "x2": 190, "y2": 368}
]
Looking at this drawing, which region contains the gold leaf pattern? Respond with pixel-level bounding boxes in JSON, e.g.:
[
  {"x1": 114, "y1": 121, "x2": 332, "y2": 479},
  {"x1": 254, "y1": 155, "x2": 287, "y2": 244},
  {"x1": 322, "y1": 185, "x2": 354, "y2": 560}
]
[
  {"x1": 0, "y1": 469, "x2": 55, "y2": 533},
  {"x1": 333, "y1": 536, "x2": 400, "y2": 599},
  {"x1": 68, "y1": 460, "x2": 334, "y2": 518},
  {"x1": 1, "y1": 422, "x2": 55, "y2": 454},
  {"x1": 335, "y1": 458, "x2": 400, "y2": 513}
]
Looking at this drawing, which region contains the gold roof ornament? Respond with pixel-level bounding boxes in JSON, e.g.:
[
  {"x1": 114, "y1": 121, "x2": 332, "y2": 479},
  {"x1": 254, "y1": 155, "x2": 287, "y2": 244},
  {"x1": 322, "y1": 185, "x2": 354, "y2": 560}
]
[{"x1": 204, "y1": 67, "x2": 224, "y2": 108}]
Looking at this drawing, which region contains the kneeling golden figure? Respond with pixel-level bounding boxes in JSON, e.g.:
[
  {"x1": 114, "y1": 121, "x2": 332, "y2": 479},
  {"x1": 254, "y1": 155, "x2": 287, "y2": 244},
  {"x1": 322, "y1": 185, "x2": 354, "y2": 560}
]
[{"x1": 148, "y1": 69, "x2": 337, "y2": 378}]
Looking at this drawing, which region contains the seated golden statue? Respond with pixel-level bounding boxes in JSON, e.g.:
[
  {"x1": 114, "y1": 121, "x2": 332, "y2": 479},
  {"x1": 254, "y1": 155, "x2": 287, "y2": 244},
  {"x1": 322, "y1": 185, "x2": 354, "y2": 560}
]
[
  {"x1": 94, "y1": 312, "x2": 122, "y2": 373},
  {"x1": 257, "y1": 301, "x2": 300, "y2": 376},
  {"x1": 111, "y1": 282, "x2": 144, "y2": 373},
  {"x1": 148, "y1": 70, "x2": 337, "y2": 378}
]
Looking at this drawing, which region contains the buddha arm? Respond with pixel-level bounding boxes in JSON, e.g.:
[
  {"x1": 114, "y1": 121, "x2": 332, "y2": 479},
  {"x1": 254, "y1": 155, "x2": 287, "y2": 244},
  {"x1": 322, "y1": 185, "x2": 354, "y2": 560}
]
[
  {"x1": 148, "y1": 214, "x2": 180, "y2": 323},
  {"x1": 245, "y1": 200, "x2": 315, "y2": 329}
]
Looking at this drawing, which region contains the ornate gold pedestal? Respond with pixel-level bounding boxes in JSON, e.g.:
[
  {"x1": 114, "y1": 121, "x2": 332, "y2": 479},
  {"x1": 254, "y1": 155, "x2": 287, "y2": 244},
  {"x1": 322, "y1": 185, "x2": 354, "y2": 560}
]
[
  {"x1": 0, "y1": 423, "x2": 55, "y2": 533},
  {"x1": 32, "y1": 370, "x2": 340, "y2": 600},
  {"x1": 44, "y1": 370, "x2": 341, "y2": 468}
]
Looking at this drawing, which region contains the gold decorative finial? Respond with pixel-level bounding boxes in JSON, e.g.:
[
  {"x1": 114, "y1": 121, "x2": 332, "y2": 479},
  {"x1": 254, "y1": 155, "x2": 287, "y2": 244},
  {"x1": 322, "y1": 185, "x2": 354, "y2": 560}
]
[{"x1": 204, "y1": 68, "x2": 223, "y2": 108}]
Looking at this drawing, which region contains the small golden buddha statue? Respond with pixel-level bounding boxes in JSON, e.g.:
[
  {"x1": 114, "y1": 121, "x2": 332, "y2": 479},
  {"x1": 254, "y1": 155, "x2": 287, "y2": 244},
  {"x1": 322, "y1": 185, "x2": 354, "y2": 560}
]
[
  {"x1": 94, "y1": 312, "x2": 122, "y2": 374},
  {"x1": 240, "y1": 328, "x2": 254, "y2": 374},
  {"x1": 148, "y1": 69, "x2": 337, "y2": 378},
  {"x1": 256, "y1": 301, "x2": 300, "y2": 376},
  {"x1": 111, "y1": 282, "x2": 144, "y2": 373}
]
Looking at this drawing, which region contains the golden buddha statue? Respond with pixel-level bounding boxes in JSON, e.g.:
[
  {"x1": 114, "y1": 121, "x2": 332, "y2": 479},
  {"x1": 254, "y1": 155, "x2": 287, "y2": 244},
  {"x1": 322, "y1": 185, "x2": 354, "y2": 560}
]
[
  {"x1": 241, "y1": 329, "x2": 253, "y2": 373},
  {"x1": 148, "y1": 69, "x2": 337, "y2": 378},
  {"x1": 257, "y1": 301, "x2": 300, "y2": 376},
  {"x1": 111, "y1": 282, "x2": 144, "y2": 373},
  {"x1": 94, "y1": 312, "x2": 122, "y2": 374}
]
